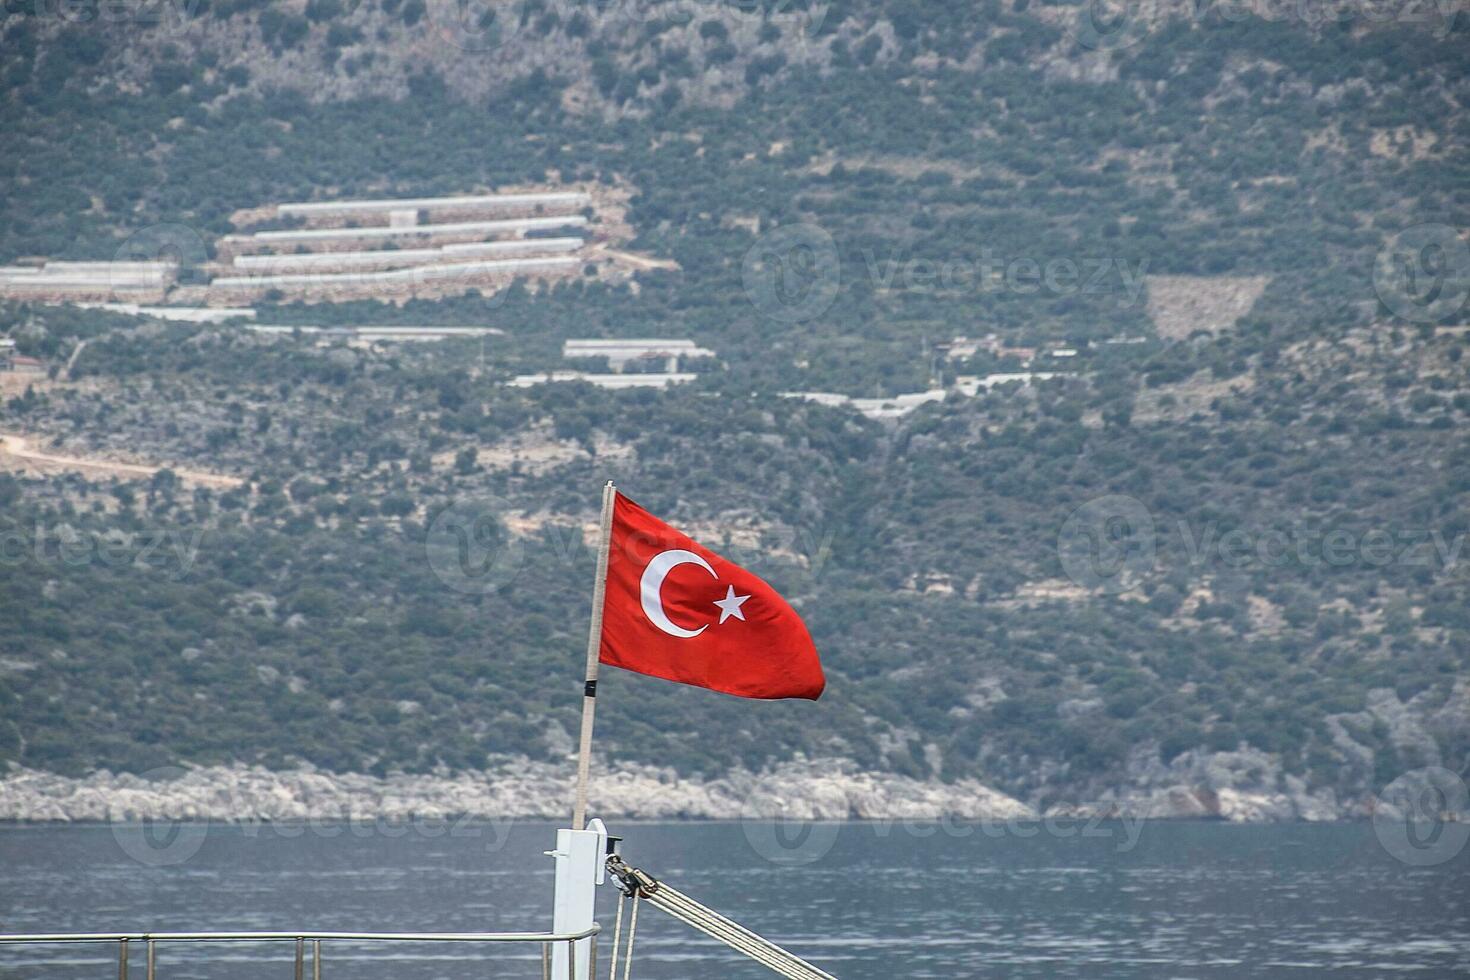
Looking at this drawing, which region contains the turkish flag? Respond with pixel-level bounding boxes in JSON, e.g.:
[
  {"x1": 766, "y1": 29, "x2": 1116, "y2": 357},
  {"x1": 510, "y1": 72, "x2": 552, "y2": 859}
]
[{"x1": 597, "y1": 494, "x2": 825, "y2": 700}]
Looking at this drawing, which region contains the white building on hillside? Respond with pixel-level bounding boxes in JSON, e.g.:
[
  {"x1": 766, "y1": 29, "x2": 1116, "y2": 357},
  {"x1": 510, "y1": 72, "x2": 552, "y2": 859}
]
[{"x1": 562, "y1": 339, "x2": 715, "y2": 373}]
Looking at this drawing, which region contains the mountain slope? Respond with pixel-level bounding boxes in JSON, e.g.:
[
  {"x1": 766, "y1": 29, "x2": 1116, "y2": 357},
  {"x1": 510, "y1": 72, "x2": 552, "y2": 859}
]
[{"x1": 0, "y1": 0, "x2": 1467, "y2": 816}]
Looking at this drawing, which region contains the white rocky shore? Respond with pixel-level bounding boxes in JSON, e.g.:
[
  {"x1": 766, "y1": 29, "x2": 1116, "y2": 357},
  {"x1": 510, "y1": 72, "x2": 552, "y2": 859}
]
[
  {"x1": 0, "y1": 758, "x2": 1036, "y2": 823},
  {"x1": 0, "y1": 751, "x2": 1456, "y2": 824}
]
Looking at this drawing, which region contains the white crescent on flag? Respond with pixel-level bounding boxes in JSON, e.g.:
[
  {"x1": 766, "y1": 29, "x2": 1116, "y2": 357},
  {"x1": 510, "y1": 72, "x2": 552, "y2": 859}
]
[{"x1": 639, "y1": 549, "x2": 716, "y2": 639}]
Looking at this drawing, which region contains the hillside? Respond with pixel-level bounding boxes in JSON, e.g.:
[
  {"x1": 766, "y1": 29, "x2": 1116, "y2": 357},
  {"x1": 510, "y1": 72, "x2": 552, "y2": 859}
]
[{"x1": 0, "y1": 0, "x2": 1467, "y2": 818}]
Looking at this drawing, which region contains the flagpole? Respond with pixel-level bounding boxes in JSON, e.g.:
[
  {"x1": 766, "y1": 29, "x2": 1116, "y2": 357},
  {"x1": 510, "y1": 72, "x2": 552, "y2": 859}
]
[{"x1": 571, "y1": 480, "x2": 617, "y2": 831}]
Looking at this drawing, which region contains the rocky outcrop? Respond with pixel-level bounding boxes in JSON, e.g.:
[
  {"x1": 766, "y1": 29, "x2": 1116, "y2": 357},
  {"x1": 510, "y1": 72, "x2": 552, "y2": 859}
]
[
  {"x1": 0, "y1": 757, "x2": 1033, "y2": 823},
  {"x1": 1047, "y1": 744, "x2": 1387, "y2": 822}
]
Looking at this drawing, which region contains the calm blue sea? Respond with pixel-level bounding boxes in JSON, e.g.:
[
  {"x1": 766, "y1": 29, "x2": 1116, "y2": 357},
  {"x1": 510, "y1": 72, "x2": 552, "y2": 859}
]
[{"x1": 1, "y1": 819, "x2": 1466, "y2": 979}]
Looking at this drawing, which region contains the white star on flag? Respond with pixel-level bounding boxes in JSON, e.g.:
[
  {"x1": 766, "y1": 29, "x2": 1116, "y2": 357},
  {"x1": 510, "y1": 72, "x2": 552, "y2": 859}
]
[{"x1": 713, "y1": 584, "x2": 751, "y2": 624}]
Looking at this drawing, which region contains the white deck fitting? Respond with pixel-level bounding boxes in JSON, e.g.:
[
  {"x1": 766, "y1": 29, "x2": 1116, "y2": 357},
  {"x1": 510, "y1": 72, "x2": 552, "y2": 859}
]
[
  {"x1": 210, "y1": 255, "x2": 580, "y2": 289},
  {"x1": 233, "y1": 238, "x2": 583, "y2": 271},
  {"x1": 549, "y1": 822, "x2": 606, "y2": 980},
  {"x1": 278, "y1": 192, "x2": 590, "y2": 216},
  {"x1": 225, "y1": 216, "x2": 588, "y2": 246},
  {"x1": 507, "y1": 371, "x2": 698, "y2": 389}
]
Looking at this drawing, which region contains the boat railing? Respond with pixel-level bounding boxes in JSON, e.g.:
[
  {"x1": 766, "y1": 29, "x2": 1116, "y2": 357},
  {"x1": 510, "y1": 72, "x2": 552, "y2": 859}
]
[{"x1": 0, "y1": 926, "x2": 601, "y2": 980}]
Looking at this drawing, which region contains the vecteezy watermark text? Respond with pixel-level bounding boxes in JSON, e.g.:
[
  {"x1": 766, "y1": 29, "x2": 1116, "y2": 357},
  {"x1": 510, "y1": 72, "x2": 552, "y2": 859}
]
[
  {"x1": 741, "y1": 811, "x2": 1148, "y2": 866},
  {"x1": 0, "y1": 522, "x2": 204, "y2": 578},
  {"x1": 862, "y1": 249, "x2": 1150, "y2": 307},
  {"x1": 1059, "y1": 494, "x2": 1465, "y2": 594},
  {"x1": 1174, "y1": 523, "x2": 1464, "y2": 572},
  {"x1": 740, "y1": 222, "x2": 1153, "y2": 323}
]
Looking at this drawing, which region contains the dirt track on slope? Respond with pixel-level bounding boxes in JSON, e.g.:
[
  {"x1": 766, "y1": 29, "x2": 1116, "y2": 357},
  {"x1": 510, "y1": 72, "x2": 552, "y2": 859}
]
[{"x1": 0, "y1": 433, "x2": 244, "y2": 489}]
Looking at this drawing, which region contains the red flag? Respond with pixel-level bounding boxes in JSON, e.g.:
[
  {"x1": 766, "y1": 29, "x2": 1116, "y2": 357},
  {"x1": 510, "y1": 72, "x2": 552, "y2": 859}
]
[{"x1": 597, "y1": 493, "x2": 825, "y2": 700}]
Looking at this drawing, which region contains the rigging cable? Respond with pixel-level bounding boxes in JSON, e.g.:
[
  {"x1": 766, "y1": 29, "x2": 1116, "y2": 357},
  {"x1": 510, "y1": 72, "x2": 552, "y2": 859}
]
[
  {"x1": 606, "y1": 888, "x2": 625, "y2": 980},
  {"x1": 604, "y1": 856, "x2": 837, "y2": 980}
]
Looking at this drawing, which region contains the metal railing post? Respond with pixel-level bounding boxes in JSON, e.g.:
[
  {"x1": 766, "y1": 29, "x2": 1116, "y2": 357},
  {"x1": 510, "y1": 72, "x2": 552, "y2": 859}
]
[
  {"x1": 542, "y1": 942, "x2": 551, "y2": 980},
  {"x1": 146, "y1": 938, "x2": 156, "y2": 980},
  {"x1": 312, "y1": 939, "x2": 321, "y2": 980},
  {"x1": 118, "y1": 938, "x2": 128, "y2": 980},
  {"x1": 566, "y1": 938, "x2": 577, "y2": 980},
  {"x1": 294, "y1": 937, "x2": 304, "y2": 980}
]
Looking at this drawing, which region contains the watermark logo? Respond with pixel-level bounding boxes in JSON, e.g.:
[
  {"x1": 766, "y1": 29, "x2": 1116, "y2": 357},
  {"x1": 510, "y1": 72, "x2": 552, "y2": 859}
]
[
  {"x1": 112, "y1": 816, "x2": 209, "y2": 867},
  {"x1": 1058, "y1": 494, "x2": 1156, "y2": 594},
  {"x1": 1067, "y1": 0, "x2": 1154, "y2": 50},
  {"x1": 109, "y1": 767, "x2": 209, "y2": 867},
  {"x1": 777, "y1": 0, "x2": 832, "y2": 43},
  {"x1": 425, "y1": 496, "x2": 525, "y2": 594},
  {"x1": 740, "y1": 808, "x2": 842, "y2": 867},
  {"x1": 742, "y1": 224, "x2": 840, "y2": 324},
  {"x1": 1373, "y1": 223, "x2": 1470, "y2": 324},
  {"x1": 1373, "y1": 767, "x2": 1469, "y2": 867},
  {"x1": 112, "y1": 223, "x2": 209, "y2": 295}
]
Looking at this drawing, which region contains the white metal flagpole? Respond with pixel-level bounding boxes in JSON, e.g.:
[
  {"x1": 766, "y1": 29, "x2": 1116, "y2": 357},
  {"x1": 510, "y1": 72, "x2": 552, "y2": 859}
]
[{"x1": 571, "y1": 480, "x2": 617, "y2": 831}]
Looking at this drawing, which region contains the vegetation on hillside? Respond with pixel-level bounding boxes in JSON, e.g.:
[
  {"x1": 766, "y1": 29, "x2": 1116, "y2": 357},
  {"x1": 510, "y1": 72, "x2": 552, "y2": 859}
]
[{"x1": 0, "y1": 0, "x2": 1466, "y2": 804}]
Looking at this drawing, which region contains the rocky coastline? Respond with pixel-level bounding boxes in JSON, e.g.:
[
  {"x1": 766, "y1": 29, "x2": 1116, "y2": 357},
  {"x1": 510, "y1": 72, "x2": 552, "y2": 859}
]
[
  {"x1": 0, "y1": 752, "x2": 1449, "y2": 824},
  {"x1": 0, "y1": 758, "x2": 1029, "y2": 823}
]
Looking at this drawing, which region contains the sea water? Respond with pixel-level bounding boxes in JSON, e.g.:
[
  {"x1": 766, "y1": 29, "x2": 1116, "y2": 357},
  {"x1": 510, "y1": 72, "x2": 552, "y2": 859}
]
[{"x1": 1, "y1": 819, "x2": 1466, "y2": 979}]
